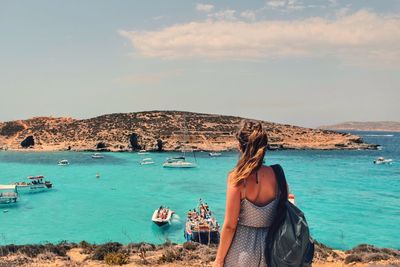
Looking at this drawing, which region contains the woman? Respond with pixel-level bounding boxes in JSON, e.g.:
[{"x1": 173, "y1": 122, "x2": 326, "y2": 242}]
[{"x1": 214, "y1": 121, "x2": 284, "y2": 267}]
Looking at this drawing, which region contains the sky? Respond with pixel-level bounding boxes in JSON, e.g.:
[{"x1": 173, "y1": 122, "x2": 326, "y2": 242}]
[{"x1": 0, "y1": 0, "x2": 399, "y2": 127}]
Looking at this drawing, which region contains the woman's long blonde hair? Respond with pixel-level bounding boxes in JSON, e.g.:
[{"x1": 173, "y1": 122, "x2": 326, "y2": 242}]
[{"x1": 230, "y1": 121, "x2": 268, "y2": 185}]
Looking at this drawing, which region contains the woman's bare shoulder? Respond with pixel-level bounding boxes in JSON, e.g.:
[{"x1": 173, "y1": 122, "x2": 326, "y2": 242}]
[{"x1": 226, "y1": 173, "x2": 244, "y2": 192}]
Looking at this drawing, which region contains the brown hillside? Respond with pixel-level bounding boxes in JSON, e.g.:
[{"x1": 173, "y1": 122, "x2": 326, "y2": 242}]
[{"x1": 0, "y1": 111, "x2": 376, "y2": 151}]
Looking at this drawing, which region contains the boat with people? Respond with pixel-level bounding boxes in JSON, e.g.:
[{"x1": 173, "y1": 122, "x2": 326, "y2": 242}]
[
  {"x1": 184, "y1": 199, "x2": 220, "y2": 244},
  {"x1": 373, "y1": 157, "x2": 393, "y2": 165},
  {"x1": 140, "y1": 158, "x2": 155, "y2": 165},
  {"x1": 151, "y1": 206, "x2": 174, "y2": 226},
  {"x1": 58, "y1": 159, "x2": 69, "y2": 166},
  {"x1": 91, "y1": 153, "x2": 104, "y2": 159},
  {"x1": 209, "y1": 152, "x2": 222, "y2": 157},
  {"x1": 0, "y1": 185, "x2": 18, "y2": 204},
  {"x1": 15, "y1": 175, "x2": 52, "y2": 191}
]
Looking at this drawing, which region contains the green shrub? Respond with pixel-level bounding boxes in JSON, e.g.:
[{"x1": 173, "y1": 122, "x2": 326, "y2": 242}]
[
  {"x1": 158, "y1": 247, "x2": 183, "y2": 263},
  {"x1": 104, "y1": 252, "x2": 129, "y2": 265},
  {"x1": 183, "y1": 242, "x2": 198, "y2": 251},
  {"x1": 92, "y1": 242, "x2": 122, "y2": 260}
]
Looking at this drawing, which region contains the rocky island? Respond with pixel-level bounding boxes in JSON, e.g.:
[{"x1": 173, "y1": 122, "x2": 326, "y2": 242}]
[
  {"x1": 0, "y1": 111, "x2": 377, "y2": 152},
  {"x1": 319, "y1": 121, "x2": 400, "y2": 132}
]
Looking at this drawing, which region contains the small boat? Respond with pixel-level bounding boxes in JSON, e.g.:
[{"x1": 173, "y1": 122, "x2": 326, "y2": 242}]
[
  {"x1": 163, "y1": 158, "x2": 197, "y2": 168},
  {"x1": 58, "y1": 159, "x2": 69, "y2": 166},
  {"x1": 141, "y1": 158, "x2": 155, "y2": 165},
  {"x1": 209, "y1": 152, "x2": 222, "y2": 157},
  {"x1": 184, "y1": 200, "x2": 220, "y2": 244},
  {"x1": 91, "y1": 153, "x2": 104, "y2": 159},
  {"x1": 15, "y1": 176, "x2": 53, "y2": 191},
  {"x1": 0, "y1": 185, "x2": 18, "y2": 204},
  {"x1": 373, "y1": 157, "x2": 393, "y2": 165},
  {"x1": 289, "y1": 193, "x2": 295, "y2": 205},
  {"x1": 151, "y1": 206, "x2": 174, "y2": 226},
  {"x1": 138, "y1": 150, "x2": 149, "y2": 155}
]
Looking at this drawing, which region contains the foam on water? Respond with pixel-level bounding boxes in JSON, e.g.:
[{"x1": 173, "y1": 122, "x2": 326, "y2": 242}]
[{"x1": 0, "y1": 132, "x2": 399, "y2": 249}]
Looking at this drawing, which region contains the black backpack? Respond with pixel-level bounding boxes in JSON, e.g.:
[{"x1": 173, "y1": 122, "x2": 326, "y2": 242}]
[{"x1": 266, "y1": 164, "x2": 314, "y2": 267}]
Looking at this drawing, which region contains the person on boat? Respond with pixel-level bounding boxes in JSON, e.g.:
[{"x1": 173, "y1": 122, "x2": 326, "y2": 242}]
[{"x1": 214, "y1": 121, "x2": 285, "y2": 267}]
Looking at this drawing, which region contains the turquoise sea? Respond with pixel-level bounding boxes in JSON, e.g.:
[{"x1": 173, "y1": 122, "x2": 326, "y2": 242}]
[{"x1": 0, "y1": 131, "x2": 399, "y2": 250}]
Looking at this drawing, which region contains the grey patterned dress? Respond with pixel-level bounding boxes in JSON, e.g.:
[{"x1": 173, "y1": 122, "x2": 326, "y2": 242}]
[{"x1": 224, "y1": 182, "x2": 278, "y2": 267}]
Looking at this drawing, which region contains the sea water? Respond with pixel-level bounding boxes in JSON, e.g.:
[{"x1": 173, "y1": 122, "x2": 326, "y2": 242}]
[{"x1": 0, "y1": 132, "x2": 399, "y2": 249}]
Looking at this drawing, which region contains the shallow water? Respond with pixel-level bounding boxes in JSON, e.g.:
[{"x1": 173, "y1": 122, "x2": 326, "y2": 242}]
[{"x1": 0, "y1": 131, "x2": 399, "y2": 249}]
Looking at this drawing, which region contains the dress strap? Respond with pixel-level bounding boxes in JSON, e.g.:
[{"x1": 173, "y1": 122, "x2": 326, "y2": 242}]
[{"x1": 255, "y1": 170, "x2": 259, "y2": 184}]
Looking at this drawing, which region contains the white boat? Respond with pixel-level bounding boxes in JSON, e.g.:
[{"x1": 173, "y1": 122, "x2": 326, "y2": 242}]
[
  {"x1": 373, "y1": 157, "x2": 393, "y2": 165},
  {"x1": 163, "y1": 159, "x2": 197, "y2": 168},
  {"x1": 289, "y1": 194, "x2": 295, "y2": 205},
  {"x1": 91, "y1": 153, "x2": 104, "y2": 159},
  {"x1": 209, "y1": 152, "x2": 222, "y2": 157},
  {"x1": 0, "y1": 185, "x2": 18, "y2": 204},
  {"x1": 15, "y1": 176, "x2": 52, "y2": 191},
  {"x1": 163, "y1": 115, "x2": 197, "y2": 168},
  {"x1": 138, "y1": 150, "x2": 149, "y2": 155},
  {"x1": 151, "y1": 207, "x2": 174, "y2": 226},
  {"x1": 58, "y1": 159, "x2": 69, "y2": 166},
  {"x1": 140, "y1": 158, "x2": 155, "y2": 165}
]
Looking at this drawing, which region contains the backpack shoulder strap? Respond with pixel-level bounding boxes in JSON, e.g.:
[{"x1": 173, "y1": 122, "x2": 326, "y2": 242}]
[{"x1": 270, "y1": 164, "x2": 288, "y2": 199}]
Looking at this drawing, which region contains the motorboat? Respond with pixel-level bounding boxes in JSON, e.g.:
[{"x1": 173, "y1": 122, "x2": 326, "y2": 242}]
[
  {"x1": 184, "y1": 199, "x2": 220, "y2": 244},
  {"x1": 91, "y1": 153, "x2": 104, "y2": 159},
  {"x1": 15, "y1": 175, "x2": 52, "y2": 191},
  {"x1": 140, "y1": 158, "x2": 155, "y2": 165},
  {"x1": 151, "y1": 206, "x2": 174, "y2": 226},
  {"x1": 373, "y1": 157, "x2": 393, "y2": 165},
  {"x1": 0, "y1": 185, "x2": 18, "y2": 204},
  {"x1": 163, "y1": 158, "x2": 197, "y2": 168},
  {"x1": 289, "y1": 193, "x2": 295, "y2": 205},
  {"x1": 209, "y1": 152, "x2": 222, "y2": 157},
  {"x1": 58, "y1": 159, "x2": 69, "y2": 166},
  {"x1": 138, "y1": 150, "x2": 149, "y2": 155}
]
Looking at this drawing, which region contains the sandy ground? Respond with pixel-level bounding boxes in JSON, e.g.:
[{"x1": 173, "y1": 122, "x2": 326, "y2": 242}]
[{"x1": 2, "y1": 247, "x2": 399, "y2": 267}]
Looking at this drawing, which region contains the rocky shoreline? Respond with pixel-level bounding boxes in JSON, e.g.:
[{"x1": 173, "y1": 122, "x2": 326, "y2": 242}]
[
  {"x1": 0, "y1": 241, "x2": 399, "y2": 267},
  {"x1": 0, "y1": 111, "x2": 377, "y2": 152}
]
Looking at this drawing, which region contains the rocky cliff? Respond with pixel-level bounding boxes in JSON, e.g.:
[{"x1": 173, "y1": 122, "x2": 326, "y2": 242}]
[
  {"x1": 0, "y1": 111, "x2": 376, "y2": 151},
  {"x1": 319, "y1": 121, "x2": 400, "y2": 132}
]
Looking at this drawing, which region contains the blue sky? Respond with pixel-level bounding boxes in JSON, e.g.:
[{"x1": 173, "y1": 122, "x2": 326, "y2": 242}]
[{"x1": 0, "y1": 0, "x2": 399, "y2": 127}]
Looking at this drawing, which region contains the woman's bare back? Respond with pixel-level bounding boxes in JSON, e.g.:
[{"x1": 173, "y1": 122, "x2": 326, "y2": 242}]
[{"x1": 240, "y1": 165, "x2": 278, "y2": 207}]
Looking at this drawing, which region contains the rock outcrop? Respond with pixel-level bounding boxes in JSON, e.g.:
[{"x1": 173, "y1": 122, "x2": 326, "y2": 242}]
[
  {"x1": 319, "y1": 121, "x2": 400, "y2": 132},
  {"x1": 0, "y1": 111, "x2": 377, "y2": 152}
]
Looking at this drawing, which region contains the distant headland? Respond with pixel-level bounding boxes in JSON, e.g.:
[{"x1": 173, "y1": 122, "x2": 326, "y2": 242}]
[
  {"x1": 0, "y1": 111, "x2": 377, "y2": 152},
  {"x1": 319, "y1": 121, "x2": 400, "y2": 132}
]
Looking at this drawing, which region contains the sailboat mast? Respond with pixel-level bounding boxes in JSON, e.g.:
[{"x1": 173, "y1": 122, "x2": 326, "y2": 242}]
[{"x1": 183, "y1": 113, "x2": 188, "y2": 157}]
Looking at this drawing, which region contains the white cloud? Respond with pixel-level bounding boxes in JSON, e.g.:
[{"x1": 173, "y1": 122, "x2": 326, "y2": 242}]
[
  {"x1": 267, "y1": 0, "x2": 305, "y2": 11},
  {"x1": 267, "y1": 0, "x2": 286, "y2": 8},
  {"x1": 196, "y1": 3, "x2": 214, "y2": 12},
  {"x1": 287, "y1": 0, "x2": 304, "y2": 10},
  {"x1": 119, "y1": 10, "x2": 400, "y2": 66},
  {"x1": 208, "y1": 9, "x2": 236, "y2": 21},
  {"x1": 240, "y1": 10, "x2": 256, "y2": 21}
]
